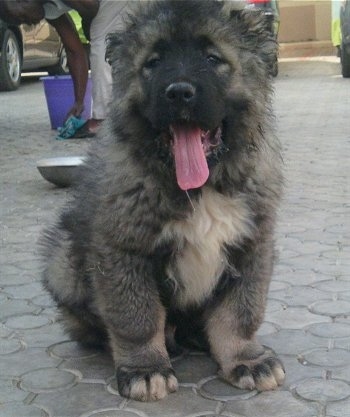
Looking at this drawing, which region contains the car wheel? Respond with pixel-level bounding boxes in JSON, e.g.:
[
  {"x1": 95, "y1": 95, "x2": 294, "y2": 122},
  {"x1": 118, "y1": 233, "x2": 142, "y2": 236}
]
[
  {"x1": 0, "y1": 29, "x2": 22, "y2": 91},
  {"x1": 47, "y1": 47, "x2": 69, "y2": 75},
  {"x1": 341, "y1": 42, "x2": 350, "y2": 78}
]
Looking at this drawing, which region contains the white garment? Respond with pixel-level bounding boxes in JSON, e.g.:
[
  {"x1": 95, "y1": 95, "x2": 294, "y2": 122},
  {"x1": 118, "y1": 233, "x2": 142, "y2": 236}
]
[
  {"x1": 43, "y1": 0, "x2": 70, "y2": 20},
  {"x1": 90, "y1": 1, "x2": 128, "y2": 119}
]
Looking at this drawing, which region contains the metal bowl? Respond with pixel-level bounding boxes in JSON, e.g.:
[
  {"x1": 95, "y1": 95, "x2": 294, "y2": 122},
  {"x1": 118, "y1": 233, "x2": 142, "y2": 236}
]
[{"x1": 37, "y1": 156, "x2": 86, "y2": 187}]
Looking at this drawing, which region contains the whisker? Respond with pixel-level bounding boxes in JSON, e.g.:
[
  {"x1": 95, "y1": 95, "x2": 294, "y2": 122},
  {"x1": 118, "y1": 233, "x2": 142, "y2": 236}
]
[{"x1": 185, "y1": 190, "x2": 196, "y2": 212}]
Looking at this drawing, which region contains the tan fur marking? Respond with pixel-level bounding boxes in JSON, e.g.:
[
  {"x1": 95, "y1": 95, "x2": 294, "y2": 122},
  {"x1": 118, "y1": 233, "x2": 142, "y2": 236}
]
[
  {"x1": 255, "y1": 374, "x2": 278, "y2": 391},
  {"x1": 159, "y1": 187, "x2": 252, "y2": 307},
  {"x1": 147, "y1": 307, "x2": 169, "y2": 358},
  {"x1": 207, "y1": 305, "x2": 285, "y2": 391},
  {"x1": 129, "y1": 373, "x2": 178, "y2": 402},
  {"x1": 272, "y1": 366, "x2": 286, "y2": 386},
  {"x1": 130, "y1": 379, "x2": 148, "y2": 401},
  {"x1": 232, "y1": 374, "x2": 255, "y2": 391},
  {"x1": 149, "y1": 374, "x2": 168, "y2": 400},
  {"x1": 109, "y1": 307, "x2": 168, "y2": 367},
  {"x1": 167, "y1": 374, "x2": 179, "y2": 393},
  {"x1": 207, "y1": 303, "x2": 251, "y2": 373}
]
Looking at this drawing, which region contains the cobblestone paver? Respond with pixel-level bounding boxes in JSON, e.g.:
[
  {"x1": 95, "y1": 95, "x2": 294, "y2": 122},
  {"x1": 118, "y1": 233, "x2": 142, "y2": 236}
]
[{"x1": 0, "y1": 59, "x2": 349, "y2": 416}]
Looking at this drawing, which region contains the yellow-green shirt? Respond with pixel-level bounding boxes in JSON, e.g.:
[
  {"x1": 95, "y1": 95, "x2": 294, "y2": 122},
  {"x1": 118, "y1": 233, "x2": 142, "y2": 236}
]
[{"x1": 69, "y1": 10, "x2": 88, "y2": 44}]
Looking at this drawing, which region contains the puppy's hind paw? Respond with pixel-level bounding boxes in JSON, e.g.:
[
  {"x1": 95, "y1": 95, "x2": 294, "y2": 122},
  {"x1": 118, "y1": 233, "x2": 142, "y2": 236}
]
[{"x1": 117, "y1": 365, "x2": 178, "y2": 401}]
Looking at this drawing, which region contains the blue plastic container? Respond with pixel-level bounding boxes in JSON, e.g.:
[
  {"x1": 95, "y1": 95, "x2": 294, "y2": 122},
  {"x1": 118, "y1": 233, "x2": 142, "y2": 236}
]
[{"x1": 41, "y1": 75, "x2": 92, "y2": 129}]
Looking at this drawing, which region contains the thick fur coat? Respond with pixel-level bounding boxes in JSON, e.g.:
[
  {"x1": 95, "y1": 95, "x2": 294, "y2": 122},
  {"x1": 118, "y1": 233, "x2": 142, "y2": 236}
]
[{"x1": 42, "y1": 0, "x2": 285, "y2": 401}]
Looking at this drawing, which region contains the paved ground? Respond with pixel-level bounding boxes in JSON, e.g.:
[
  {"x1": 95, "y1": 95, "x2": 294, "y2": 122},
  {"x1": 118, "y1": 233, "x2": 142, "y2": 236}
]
[{"x1": 0, "y1": 58, "x2": 349, "y2": 417}]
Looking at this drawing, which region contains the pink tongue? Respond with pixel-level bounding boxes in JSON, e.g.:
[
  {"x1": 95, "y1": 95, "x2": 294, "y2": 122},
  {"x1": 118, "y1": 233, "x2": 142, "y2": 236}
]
[{"x1": 171, "y1": 124, "x2": 209, "y2": 191}]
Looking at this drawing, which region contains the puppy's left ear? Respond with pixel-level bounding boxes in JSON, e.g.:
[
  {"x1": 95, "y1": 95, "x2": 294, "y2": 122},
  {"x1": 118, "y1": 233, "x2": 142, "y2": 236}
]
[
  {"x1": 105, "y1": 32, "x2": 123, "y2": 65},
  {"x1": 230, "y1": 6, "x2": 273, "y2": 36},
  {"x1": 230, "y1": 8, "x2": 278, "y2": 74}
]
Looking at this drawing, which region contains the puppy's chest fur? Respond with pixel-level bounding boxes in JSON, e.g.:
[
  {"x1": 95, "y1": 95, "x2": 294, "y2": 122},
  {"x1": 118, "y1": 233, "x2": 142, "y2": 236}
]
[{"x1": 158, "y1": 188, "x2": 252, "y2": 307}]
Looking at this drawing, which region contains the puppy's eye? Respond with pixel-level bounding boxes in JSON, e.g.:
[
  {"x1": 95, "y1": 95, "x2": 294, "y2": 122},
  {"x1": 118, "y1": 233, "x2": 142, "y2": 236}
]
[
  {"x1": 144, "y1": 55, "x2": 161, "y2": 69},
  {"x1": 207, "y1": 54, "x2": 224, "y2": 65}
]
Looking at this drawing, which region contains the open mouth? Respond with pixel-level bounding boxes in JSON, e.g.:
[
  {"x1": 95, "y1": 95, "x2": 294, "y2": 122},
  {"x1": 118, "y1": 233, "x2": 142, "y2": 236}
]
[{"x1": 165, "y1": 121, "x2": 224, "y2": 191}]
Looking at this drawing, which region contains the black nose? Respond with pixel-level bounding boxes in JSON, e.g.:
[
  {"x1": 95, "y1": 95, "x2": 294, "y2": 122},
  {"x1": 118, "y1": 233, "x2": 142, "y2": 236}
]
[{"x1": 165, "y1": 82, "x2": 196, "y2": 103}]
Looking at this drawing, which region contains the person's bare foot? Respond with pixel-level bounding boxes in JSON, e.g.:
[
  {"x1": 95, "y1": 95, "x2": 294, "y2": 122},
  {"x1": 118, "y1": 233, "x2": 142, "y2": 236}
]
[
  {"x1": 74, "y1": 118, "x2": 103, "y2": 138},
  {"x1": 87, "y1": 118, "x2": 103, "y2": 133}
]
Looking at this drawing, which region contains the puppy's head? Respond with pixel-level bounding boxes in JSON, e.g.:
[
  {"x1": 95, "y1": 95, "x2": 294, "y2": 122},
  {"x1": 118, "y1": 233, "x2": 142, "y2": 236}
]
[{"x1": 106, "y1": 1, "x2": 277, "y2": 191}]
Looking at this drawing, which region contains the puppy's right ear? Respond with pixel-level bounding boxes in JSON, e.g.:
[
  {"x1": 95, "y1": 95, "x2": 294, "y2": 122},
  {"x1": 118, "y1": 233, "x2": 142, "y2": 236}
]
[{"x1": 105, "y1": 32, "x2": 123, "y2": 65}]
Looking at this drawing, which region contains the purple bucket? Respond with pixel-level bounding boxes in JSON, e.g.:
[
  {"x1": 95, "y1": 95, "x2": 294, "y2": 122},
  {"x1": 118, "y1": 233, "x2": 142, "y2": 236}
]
[{"x1": 41, "y1": 75, "x2": 92, "y2": 129}]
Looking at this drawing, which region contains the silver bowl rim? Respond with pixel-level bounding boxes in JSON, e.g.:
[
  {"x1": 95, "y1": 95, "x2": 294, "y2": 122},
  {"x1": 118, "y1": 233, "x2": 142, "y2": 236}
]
[{"x1": 36, "y1": 156, "x2": 86, "y2": 168}]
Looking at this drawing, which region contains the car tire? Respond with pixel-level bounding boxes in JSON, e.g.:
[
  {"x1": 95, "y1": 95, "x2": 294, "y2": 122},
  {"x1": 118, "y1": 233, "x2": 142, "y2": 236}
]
[
  {"x1": 341, "y1": 42, "x2": 350, "y2": 78},
  {"x1": 0, "y1": 29, "x2": 22, "y2": 91},
  {"x1": 47, "y1": 47, "x2": 69, "y2": 75}
]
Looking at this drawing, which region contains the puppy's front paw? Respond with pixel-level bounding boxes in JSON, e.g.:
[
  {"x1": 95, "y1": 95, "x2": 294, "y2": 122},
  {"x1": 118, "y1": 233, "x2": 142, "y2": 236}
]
[
  {"x1": 221, "y1": 347, "x2": 285, "y2": 392},
  {"x1": 117, "y1": 365, "x2": 178, "y2": 401}
]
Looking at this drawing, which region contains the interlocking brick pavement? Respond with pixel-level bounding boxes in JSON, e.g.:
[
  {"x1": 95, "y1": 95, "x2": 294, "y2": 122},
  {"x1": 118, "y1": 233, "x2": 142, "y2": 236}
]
[{"x1": 0, "y1": 58, "x2": 349, "y2": 417}]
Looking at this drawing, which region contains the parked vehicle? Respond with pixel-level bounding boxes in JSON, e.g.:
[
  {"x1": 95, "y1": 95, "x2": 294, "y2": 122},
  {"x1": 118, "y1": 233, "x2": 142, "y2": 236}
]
[
  {"x1": 0, "y1": 19, "x2": 68, "y2": 91},
  {"x1": 340, "y1": 0, "x2": 350, "y2": 77},
  {"x1": 246, "y1": 0, "x2": 280, "y2": 76}
]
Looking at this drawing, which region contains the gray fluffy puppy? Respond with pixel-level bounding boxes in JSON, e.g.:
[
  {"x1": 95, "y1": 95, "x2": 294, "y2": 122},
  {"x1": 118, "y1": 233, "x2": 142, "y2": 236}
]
[{"x1": 42, "y1": 0, "x2": 285, "y2": 402}]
